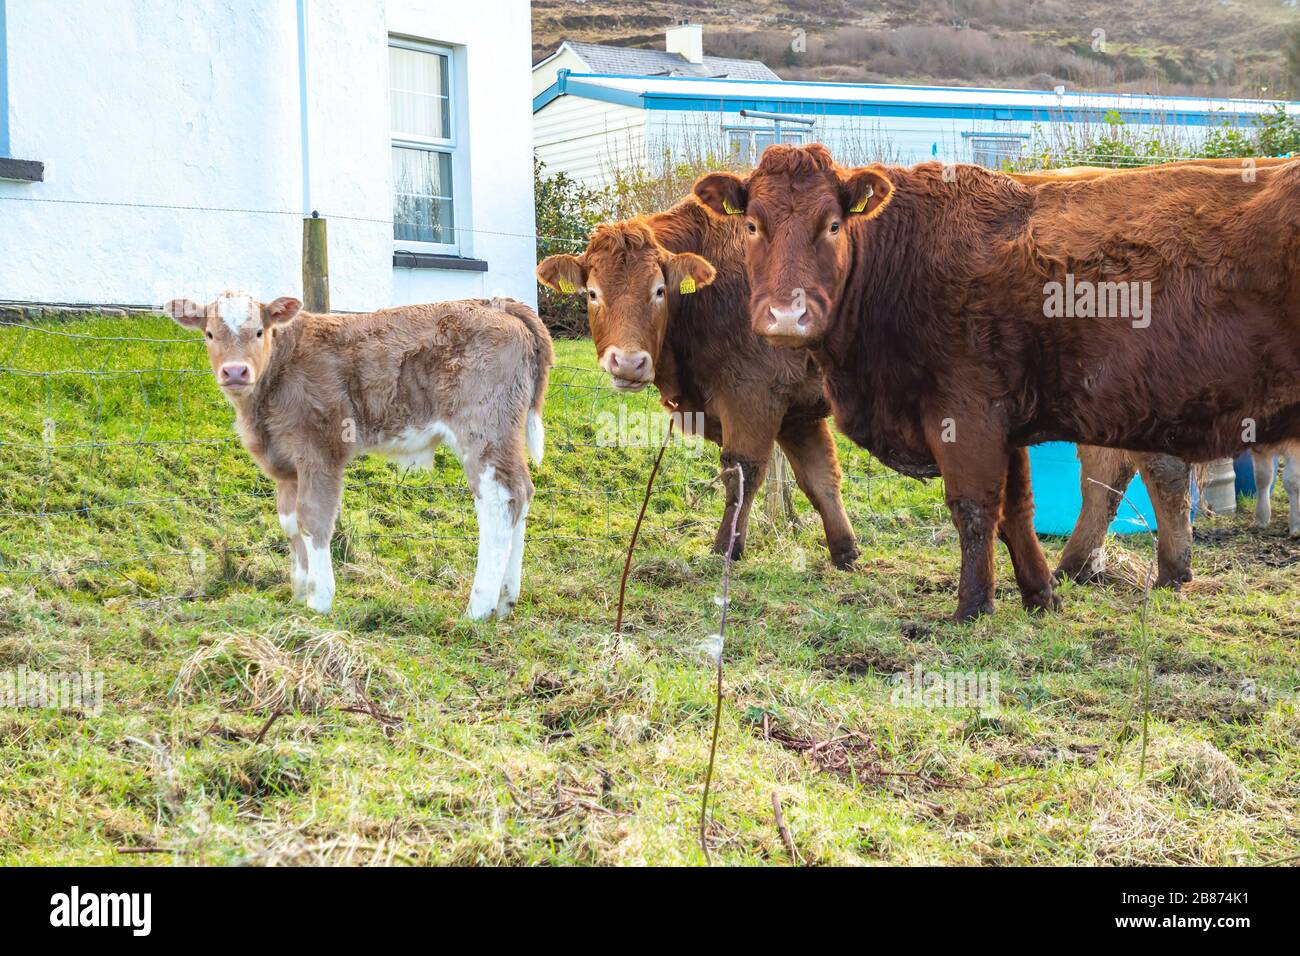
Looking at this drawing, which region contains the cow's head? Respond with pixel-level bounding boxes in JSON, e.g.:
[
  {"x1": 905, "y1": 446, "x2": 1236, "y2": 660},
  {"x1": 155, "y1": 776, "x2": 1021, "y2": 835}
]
[
  {"x1": 693, "y1": 143, "x2": 892, "y2": 347},
  {"x1": 166, "y1": 292, "x2": 302, "y2": 398},
  {"x1": 537, "y1": 222, "x2": 715, "y2": 391}
]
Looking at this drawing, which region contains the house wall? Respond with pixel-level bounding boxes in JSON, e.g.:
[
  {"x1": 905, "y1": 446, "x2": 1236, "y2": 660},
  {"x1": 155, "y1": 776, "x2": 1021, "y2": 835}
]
[
  {"x1": 0, "y1": 0, "x2": 537, "y2": 311},
  {"x1": 533, "y1": 95, "x2": 647, "y2": 188}
]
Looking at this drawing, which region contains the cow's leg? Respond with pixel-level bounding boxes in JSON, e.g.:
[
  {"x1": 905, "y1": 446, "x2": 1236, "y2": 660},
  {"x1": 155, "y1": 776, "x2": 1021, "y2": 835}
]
[
  {"x1": 997, "y1": 447, "x2": 1060, "y2": 613},
  {"x1": 930, "y1": 414, "x2": 1007, "y2": 622},
  {"x1": 275, "y1": 476, "x2": 308, "y2": 602},
  {"x1": 1283, "y1": 449, "x2": 1300, "y2": 538},
  {"x1": 713, "y1": 408, "x2": 778, "y2": 561},
  {"x1": 297, "y1": 465, "x2": 344, "y2": 614},
  {"x1": 1140, "y1": 454, "x2": 1193, "y2": 588},
  {"x1": 777, "y1": 418, "x2": 859, "y2": 569},
  {"x1": 495, "y1": 445, "x2": 535, "y2": 619},
  {"x1": 1253, "y1": 450, "x2": 1276, "y2": 528},
  {"x1": 1056, "y1": 446, "x2": 1136, "y2": 583},
  {"x1": 463, "y1": 453, "x2": 517, "y2": 621}
]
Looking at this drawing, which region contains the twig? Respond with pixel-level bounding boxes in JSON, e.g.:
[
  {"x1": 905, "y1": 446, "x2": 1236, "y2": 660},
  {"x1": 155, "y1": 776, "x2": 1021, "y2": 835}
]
[
  {"x1": 700, "y1": 463, "x2": 744, "y2": 864},
  {"x1": 116, "y1": 846, "x2": 174, "y2": 855},
  {"x1": 771, "y1": 791, "x2": 800, "y2": 865},
  {"x1": 614, "y1": 416, "x2": 676, "y2": 637},
  {"x1": 252, "y1": 708, "x2": 284, "y2": 745},
  {"x1": 1087, "y1": 478, "x2": 1158, "y2": 779}
]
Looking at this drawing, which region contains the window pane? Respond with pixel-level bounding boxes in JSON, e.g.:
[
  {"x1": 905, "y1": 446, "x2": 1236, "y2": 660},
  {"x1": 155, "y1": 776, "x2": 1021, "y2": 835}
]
[
  {"x1": 393, "y1": 147, "x2": 454, "y2": 244},
  {"x1": 969, "y1": 137, "x2": 1022, "y2": 169},
  {"x1": 390, "y1": 46, "x2": 450, "y2": 139},
  {"x1": 754, "y1": 132, "x2": 776, "y2": 157},
  {"x1": 780, "y1": 130, "x2": 807, "y2": 145},
  {"x1": 727, "y1": 130, "x2": 751, "y2": 164}
]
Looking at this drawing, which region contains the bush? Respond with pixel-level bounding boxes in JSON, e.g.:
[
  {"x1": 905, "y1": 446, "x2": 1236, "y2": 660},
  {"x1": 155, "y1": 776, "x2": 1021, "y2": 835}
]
[{"x1": 533, "y1": 158, "x2": 605, "y2": 338}]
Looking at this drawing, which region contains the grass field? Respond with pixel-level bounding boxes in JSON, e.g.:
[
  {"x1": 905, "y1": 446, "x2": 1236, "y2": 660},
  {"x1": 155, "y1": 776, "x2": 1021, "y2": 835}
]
[{"x1": 0, "y1": 312, "x2": 1297, "y2": 866}]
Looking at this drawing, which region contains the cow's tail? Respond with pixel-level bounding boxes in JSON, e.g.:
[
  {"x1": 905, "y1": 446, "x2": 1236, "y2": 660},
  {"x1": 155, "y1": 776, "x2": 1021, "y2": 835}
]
[{"x1": 497, "y1": 299, "x2": 553, "y2": 465}]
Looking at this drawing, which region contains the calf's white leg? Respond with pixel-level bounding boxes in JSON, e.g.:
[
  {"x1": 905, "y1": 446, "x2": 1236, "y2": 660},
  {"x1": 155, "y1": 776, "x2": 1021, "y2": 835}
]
[
  {"x1": 1253, "y1": 451, "x2": 1276, "y2": 528},
  {"x1": 496, "y1": 498, "x2": 529, "y2": 619},
  {"x1": 467, "y1": 465, "x2": 514, "y2": 621},
  {"x1": 297, "y1": 467, "x2": 344, "y2": 615},
  {"x1": 1283, "y1": 451, "x2": 1300, "y2": 538},
  {"x1": 276, "y1": 479, "x2": 308, "y2": 601}
]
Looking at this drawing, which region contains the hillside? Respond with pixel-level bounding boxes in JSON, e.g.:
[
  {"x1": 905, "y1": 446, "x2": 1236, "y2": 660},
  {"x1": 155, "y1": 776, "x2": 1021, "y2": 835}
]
[{"x1": 532, "y1": 0, "x2": 1300, "y2": 98}]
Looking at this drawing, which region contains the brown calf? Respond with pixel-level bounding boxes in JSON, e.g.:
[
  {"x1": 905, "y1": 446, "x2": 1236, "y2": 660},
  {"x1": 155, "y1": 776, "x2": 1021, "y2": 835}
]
[
  {"x1": 695, "y1": 145, "x2": 1300, "y2": 620},
  {"x1": 537, "y1": 205, "x2": 860, "y2": 568},
  {"x1": 167, "y1": 293, "x2": 553, "y2": 619}
]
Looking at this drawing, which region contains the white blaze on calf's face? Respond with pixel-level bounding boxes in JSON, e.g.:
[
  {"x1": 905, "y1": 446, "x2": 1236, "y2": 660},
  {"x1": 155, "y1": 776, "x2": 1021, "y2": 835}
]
[{"x1": 165, "y1": 293, "x2": 301, "y2": 398}]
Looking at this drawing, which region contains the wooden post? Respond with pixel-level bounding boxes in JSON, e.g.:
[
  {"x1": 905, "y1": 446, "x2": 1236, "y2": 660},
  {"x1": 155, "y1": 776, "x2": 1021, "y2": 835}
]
[
  {"x1": 764, "y1": 445, "x2": 795, "y2": 527},
  {"x1": 302, "y1": 212, "x2": 329, "y2": 313}
]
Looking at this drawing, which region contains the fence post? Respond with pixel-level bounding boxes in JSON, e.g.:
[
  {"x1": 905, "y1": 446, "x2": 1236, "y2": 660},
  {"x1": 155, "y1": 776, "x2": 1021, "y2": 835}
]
[
  {"x1": 764, "y1": 445, "x2": 795, "y2": 527},
  {"x1": 302, "y1": 212, "x2": 329, "y2": 313}
]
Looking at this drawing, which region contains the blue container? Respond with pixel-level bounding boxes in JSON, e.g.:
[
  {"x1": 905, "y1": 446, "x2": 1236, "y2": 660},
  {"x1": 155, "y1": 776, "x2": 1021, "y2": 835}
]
[
  {"x1": 1027, "y1": 442, "x2": 1161, "y2": 536},
  {"x1": 1234, "y1": 451, "x2": 1262, "y2": 498}
]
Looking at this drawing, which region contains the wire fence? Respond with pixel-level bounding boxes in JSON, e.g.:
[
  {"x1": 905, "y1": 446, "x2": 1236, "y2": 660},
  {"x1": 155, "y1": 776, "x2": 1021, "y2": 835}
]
[{"x1": 0, "y1": 312, "x2": 941, "y2": 601}]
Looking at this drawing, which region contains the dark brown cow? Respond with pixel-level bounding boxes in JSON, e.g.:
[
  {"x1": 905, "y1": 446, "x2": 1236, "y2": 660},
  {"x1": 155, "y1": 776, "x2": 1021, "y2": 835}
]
[
  {"x1": 694, "y1": 144, "x2": 1300, "y2": 620},
  {"x1": 537, "y1": 206, "x2": 860, "y2": 568}
]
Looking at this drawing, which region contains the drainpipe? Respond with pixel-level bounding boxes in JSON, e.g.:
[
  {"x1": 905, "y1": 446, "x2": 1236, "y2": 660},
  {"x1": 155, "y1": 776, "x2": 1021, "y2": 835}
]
[
  {"x1": 0, "y1": 0, "x2": 10, "y2": 157},
  {"x1": 295, "y1": 0, "x2": 311, "y2": 215}
]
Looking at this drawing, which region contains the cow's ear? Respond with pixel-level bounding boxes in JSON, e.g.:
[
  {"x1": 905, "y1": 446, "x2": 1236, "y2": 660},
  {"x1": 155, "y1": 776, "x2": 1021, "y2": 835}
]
[
  {"x1": 264, "y1": 297, "x2": 302, "y2": 325},
  {"x1": 839, "y1": 165, "x2": 893, "y2": 220},
  {"x1": 664, "y1": 252, "x2": 716, "y2": 296},
  {"x1": 536, "y1": 254, "x2": 586, "y2": 294},
  {"x1": 166, "y1": 298, "x2": 206, "y2": 329},
  {"x1": 693, "y1": 171, "x2": 747, "y2": 218}
]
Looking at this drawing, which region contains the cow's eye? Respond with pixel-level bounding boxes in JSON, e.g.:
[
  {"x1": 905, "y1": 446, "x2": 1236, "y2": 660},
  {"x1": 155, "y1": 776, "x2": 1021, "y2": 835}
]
[
  {"x1": 205, "y1": 331, "x2": 213, "y2": 340},
  {"x1": 589, "y1": 290, "x2": 598, "y2": 301},
  {"x1": 829, "y1": 221, "x2": 841, "y2": 235},
  {"x1": 745, "y1": 221, "x2": 758, "y2": 235},
  {"x1": 256, "y1": 329, "x2": 263, "y2": 338},
  {"x1": 655, "y1": 286, "x2": 665, "y2": 298}
]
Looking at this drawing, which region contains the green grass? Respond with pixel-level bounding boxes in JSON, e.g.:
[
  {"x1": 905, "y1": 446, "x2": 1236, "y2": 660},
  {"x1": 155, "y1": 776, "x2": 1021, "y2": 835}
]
[{"x1": 0, "y1": 313, "x2": 1297, "y2": 865}]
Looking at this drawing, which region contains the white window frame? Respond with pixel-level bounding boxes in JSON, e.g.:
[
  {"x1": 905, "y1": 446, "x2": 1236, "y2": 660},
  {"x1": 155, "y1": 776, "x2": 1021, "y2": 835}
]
[
  {"x1": 389, "y1": 37, "x2": 459, "y2": 255},
  {"x1": 963, "y1": 132, "x2": 1028, "y2": 170},
  {"x1": 724, "y1": 125, "x2": 808, "y2": 165}
]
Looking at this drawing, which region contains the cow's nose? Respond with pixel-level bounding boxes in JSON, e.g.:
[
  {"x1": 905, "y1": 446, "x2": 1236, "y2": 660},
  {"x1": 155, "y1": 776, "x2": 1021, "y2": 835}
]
[
  {"x1": 767, "y1": 302, "x2": 809, "y2": 337},
  {"x1": 219, "y1": 363, "x2": 251, "y2": 385},
  {"x1": 603, "y1": 347, "x2": 653, "y2": 381}
]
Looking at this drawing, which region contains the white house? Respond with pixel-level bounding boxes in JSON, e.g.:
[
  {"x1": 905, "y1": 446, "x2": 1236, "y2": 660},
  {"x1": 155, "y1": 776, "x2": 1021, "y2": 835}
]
[
  {"x1": 534, "y1": 71, "x2": 1300, "y2": 189},
  {"x1": 0, "y1": 0, "x2": 538, "y2": 312}
]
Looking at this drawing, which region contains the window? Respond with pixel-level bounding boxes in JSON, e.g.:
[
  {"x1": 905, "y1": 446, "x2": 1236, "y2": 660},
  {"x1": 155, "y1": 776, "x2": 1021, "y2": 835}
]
[
  {"x1": 390, "y1": 39, "x2": 457, "y2": 251},
  {"x1": 726, "y1": 126, "x2": 808, "y2": 165},
  {"x1": 966, "y1": 134, "x2": 1026, "y2": 169}
]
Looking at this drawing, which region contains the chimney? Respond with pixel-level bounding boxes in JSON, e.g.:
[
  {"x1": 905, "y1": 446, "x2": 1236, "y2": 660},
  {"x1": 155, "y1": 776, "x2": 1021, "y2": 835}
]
[{"x1": 666, "y1": 20, "x2": 704, "y2": 65}]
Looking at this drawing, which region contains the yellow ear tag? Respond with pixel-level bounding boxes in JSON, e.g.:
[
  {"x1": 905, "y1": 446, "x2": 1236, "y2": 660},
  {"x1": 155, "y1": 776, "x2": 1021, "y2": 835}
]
[
  {"x1": 848, "y1": 186, "x2": 874, "y2": 214},
  {"x1": 679, "y1": 276, "x2": 697, "y2": 295},
  {"x1": 722, "y1": 200, "x2": 741, "y2": 215},
  {"x1": 557, "y1": 279, "x2": 576, "y2": 294}
]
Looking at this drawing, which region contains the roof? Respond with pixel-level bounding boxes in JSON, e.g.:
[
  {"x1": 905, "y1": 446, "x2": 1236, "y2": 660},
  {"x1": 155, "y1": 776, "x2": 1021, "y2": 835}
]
[
  {"x1": 534, "y1": 72, "x2": 1300, "y2": 128},
  {"x1": 543, "y1": 41, "x2": 780, "y2": 82}
]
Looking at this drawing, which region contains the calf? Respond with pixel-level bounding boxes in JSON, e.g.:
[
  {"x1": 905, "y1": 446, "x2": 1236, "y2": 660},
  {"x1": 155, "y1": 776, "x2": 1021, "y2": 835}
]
[
  {"x1": 1252, "y1": 440, "x2": 1300, "y2": 536},
  {"x1": 694, "y1": 144, "x2": 1300, "y2": 620},
  {"x1": 537, "y1": 208, "x2": 859, "y2": 568},
  {"x1": 167, "y1": 293, "x2": 553, "y2": 619}
]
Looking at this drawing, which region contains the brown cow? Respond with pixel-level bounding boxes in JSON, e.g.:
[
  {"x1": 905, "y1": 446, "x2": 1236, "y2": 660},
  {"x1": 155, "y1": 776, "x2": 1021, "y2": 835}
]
[
  {"x1": 167, "y1": 292, "x2": 553, "y2": 619},
  {"x1": 694, "y1": 144, "x2": 1300, "y2": 620},
  {"x1": 537, "y1": 209, "x2": 860, "y2": 568}
]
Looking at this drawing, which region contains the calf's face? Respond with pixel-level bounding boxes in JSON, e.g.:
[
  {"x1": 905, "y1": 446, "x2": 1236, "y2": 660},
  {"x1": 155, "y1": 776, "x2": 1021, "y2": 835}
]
[
  {"x1": 538, "y1": 230, "x2": 714, "y2": 391},
  {"x1": 166, "y1": 293, "x2": 302, "y2": 397},
  {"x1": 694, "y1": 144, "x2": 892, "y2": 347}
]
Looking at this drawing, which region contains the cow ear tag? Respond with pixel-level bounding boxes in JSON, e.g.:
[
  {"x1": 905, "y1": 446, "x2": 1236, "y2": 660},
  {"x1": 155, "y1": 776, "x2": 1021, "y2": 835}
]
[
  {"x1": 848, "y1": 187, "x2": 873, "y2": 214},
  {"x1": 722, "y1": 200, "x2": 742, "y2": 215},
  {"x1": 679, "y1": 277, "x2": 697, "y2": 295},
  {"x1": 558, "y1": 279, "x2": 577, "y2": 294}
]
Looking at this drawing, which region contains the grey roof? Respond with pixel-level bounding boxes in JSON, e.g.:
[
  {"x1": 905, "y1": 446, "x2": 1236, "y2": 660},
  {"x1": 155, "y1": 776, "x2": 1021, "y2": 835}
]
[{"x1": 560, "y1": 41, "x2": 780, "y2": 81}]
